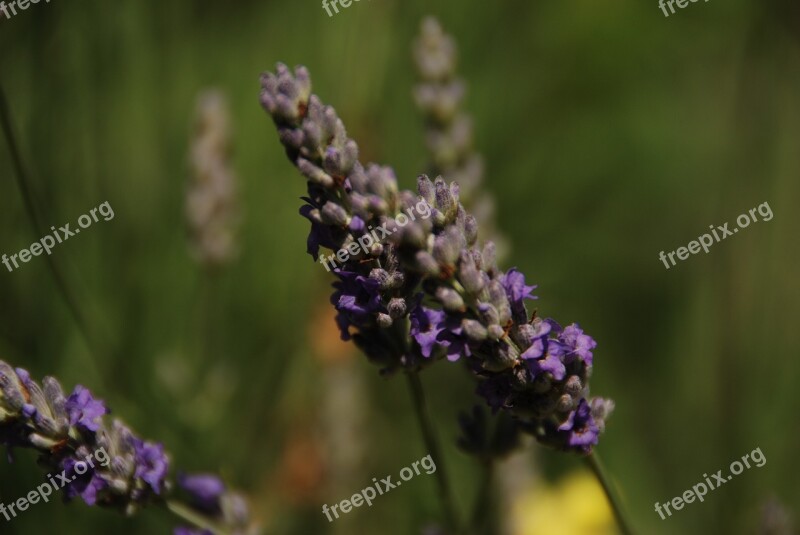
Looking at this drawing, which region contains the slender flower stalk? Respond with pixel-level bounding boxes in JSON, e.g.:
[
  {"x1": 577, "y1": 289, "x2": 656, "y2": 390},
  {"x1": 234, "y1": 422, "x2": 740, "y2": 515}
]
[
  {"x1": 0, "y1": 360, "x2": 255, "y2": 535},
  {"x1": 407, "y1": 371, "x2": 459, "y2": 531},
  {"x1": 0, "y1": 86, "x2": 106, "y2": 388},
  {"x1": 586, "y1": 452, "x2": 635, "y2": 535}
]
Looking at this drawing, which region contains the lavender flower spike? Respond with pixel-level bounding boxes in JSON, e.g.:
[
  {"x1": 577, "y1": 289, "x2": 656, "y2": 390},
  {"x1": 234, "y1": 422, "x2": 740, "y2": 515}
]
[
  {"x1": 0, "y1": 361, "x2": 255, "y2": 534},
  {"x1": 412, "y1": 17, "x2": 508, "y2": 260},
  {"x1": 259, "y1": 63, "x2": 613, "y2": 453},
  {"x1": 187, "y1": 90, "x2": 240, "y2": 268}
]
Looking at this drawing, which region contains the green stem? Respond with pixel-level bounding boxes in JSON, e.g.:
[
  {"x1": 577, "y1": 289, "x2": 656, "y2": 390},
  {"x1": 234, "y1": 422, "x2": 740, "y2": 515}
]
[
  {"x1": 405, "y1": 371, "x2": 460, "y2": 533},
  {"x1": 586, "y1": 451, "x2": 636, "y2": 535},
  {"x1": 165, "y1": 499, "x2": 230, "y2": 535},
  {"x1": 0, "y1": 84, "x2": 106, "y2": 388},
  {"x1": 469, "y1": 460, "x2": 494, "y2": 535}
]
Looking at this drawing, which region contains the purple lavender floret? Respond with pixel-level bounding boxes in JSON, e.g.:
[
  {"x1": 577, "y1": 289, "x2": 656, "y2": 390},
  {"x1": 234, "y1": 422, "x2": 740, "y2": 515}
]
[
  {"x1": 436, "y1": 316, "x2": 472, "y2": 362},
  {"x1": 475, "y1": 375, "x2": 513, "y2": 414},
  {"x1": 65, "y1": 385, "x2": 108, "y2": 433},
  {"x1": 410, "y1": 301, "x2": 446, "y2": 358},
  {"x1": 556, "y1": 399, "x2": 600, "y2": 453},
  {"x1": 259, "y1": 63, "x2": 614, "y2": 454},
  {"x1": 178, "y1": 473, "x2": 226, "y2": 512},
  {"x1": 332, "y1": 270, "x2": 386, "y2": 340},
  {"x1": 501, "y1": 268, "x2": 537, "y2": 323},
  {"x1": 134, "y1": 439, "x2": 169, "y2": 494},
  {"x1": 61, "y1": 455, "x2": 108, "y2": 505},
  {"x1": 527, "y1": 351, "x2": 567, "y2": 382},
  {"x1": 559, "y1": 323, "x2": 597, "y2": 366}
]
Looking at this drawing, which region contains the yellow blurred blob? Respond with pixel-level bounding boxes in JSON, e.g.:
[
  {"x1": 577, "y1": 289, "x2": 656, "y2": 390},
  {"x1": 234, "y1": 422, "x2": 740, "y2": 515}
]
[{"x1": 513, "y1": 470, "x2": 617, "y2": 535}]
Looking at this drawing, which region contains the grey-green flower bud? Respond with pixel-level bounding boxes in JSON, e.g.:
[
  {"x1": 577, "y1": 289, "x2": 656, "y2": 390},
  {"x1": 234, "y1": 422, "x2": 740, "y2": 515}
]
[
  {"x1": 387, "y1": 298, "x2": 407, "y2": 319},
  {"x1": 376, "y1": 313, "x2": 393, "y2": 328},
  {"x1": 564, "y1": 375, "x2": 583, "y2": 397},
  {"x1": 462, "y1": 319, "x2": 488, "y2": 341},
  {"x1": 320, "y1": 202, "x2": 349, "y2": 226},
  {"x1": 556, "y1": 394, "x2": 575, "y2": 413},
  {"x1": 458, "y1": 252, "x2": 485, "y2": 294},
  {"x1": 297, "y1": 158, "x2": 334, "y2": 188},
  {"x1": 487, "y1": 324, "x2": 505, "y2": 341},
  {"x1": 417, "y1": 175, "x2": 435, "y2": 205},
  {"x1": 415, "y1": 251, "x2": 441, "y2": 276},
  {"x1": 435, "y1": 287, "x2": 465, "y2": 312},
  {"x1": 464, "y1": 214, "x2": 478, "y2": 245},
  {"x1": 432, "y1": 228, "x2": 462, "y2": 266}
]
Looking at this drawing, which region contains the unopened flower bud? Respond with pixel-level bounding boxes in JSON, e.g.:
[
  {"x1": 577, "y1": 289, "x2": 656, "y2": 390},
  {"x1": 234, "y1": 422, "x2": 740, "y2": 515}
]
[
  {"x1": 478, "y1": 303, "x2": 500, "y2": 326},
  {"x1": 376, "y1": 313, "x2": 393, "y2": 328},
  {"x1": 297, "y1": 158, "x2": 334, "y2": 188},
  {"x1": 557, "y1": 394, "x2": 574, "y2": 412},
  {"x1": 417, "y1": 175, "x2": 435, "y2": 204},
  {"x1": 565, "y1": 375, "x2": 583, "y2": 397},
  {"x1": 458, "y1": 253, "x2": 485, "y2": 294},
  {"x1": 435, "y1": 287, "x2": 465, "y2": 311},
  {"x1": 415, "y1": 251, "x2": 441, "y2": 276},
  {"x1": 369, "y1": 268, "x2": 391, "y2": 289},
  {"x1": 487, "y1": 324, "x2": 505, "y2": 341},
  {"x1": 464, "y1": 214, "x2": 478, "y2": 245},
  {"x1": 432, "y1": 228, "x2": 462, "y2": 266},
  {"x1": 387, "y1": 298, "x2": 407, "y2": 319},
  {"x1": 462, "y1": 319, "x2": 488, "y2": 341},
  {"x1": 320, "y1": 202, "x2": 349, "y2": 226},
  {"x1": 434, "y1": 177, "x2": 456, "y2": 219}
]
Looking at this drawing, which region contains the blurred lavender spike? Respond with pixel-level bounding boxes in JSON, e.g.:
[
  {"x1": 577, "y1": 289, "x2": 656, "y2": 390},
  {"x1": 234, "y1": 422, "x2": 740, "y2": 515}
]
[
  {"x1": 0, "y1": 361, "x2": 255, "y2": 534},
  {"x1": 187, "y1": 90, "x2": 241, "y2": 269},
  {"x1": 759, "y1": 496, "x2": 795, "y2": 535},
  {"x1": 413, "y1": 17, "x2": 508, "y2": 262}
]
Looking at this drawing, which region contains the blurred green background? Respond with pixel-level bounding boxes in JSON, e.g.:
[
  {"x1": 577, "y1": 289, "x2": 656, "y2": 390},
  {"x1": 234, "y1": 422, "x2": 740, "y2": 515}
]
[{"x1": 1, "y1": 0, "x2": 798, "y2": 533}]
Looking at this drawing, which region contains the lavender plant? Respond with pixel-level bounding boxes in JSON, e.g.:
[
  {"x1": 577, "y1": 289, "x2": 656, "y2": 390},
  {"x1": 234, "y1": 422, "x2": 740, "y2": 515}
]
[
  {"x1": 260, "y1": 63, "x2": 612, "y2": 455},
  {"x1": 0, "y1": 361, "x2": 253, "y2": 535}
]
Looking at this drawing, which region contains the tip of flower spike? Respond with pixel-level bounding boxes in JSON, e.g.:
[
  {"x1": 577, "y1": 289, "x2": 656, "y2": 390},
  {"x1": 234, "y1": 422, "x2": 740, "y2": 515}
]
[{"x1": 178, "y1": 473, "x2": 226, "y2": 512}]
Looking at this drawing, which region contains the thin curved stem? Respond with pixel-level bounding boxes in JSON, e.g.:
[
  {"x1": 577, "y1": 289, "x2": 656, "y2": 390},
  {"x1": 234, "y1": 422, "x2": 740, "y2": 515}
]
[
  {"x1": 0, "y1": 85, "x2": 105, "y2": 388},
  {"x1": 586, "y1": 451, "x2": 636, "y2": 535},
  {"x1": 406, "y1": 371, "x2": 460, "y2": 533},
  {"x1": 165, "y1": 499, "x2": 229, "y2": 535}
]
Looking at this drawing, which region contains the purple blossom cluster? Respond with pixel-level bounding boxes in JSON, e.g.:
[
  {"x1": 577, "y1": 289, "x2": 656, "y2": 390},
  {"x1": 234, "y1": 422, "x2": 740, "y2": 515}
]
[
  {"x1": 0, "y1": 362, "x2": 167, "y2": 510},
  {"x1": 0, "y1": 361, "x2": 251, "y2": 533},
  {"x1": 260, "y1": 64, "x2": 613, "y2": 453}
]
